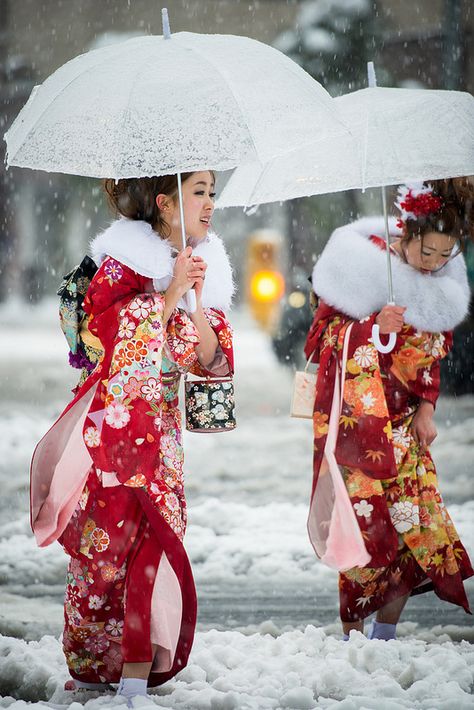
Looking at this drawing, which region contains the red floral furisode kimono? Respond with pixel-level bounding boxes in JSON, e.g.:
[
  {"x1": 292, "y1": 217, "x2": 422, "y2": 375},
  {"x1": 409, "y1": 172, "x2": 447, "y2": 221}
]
[
  {"x1": 305, "y1": 218, "x2": 473, "y2": 622},
  {"x1": 30, "y1": 218, "x2": 234, "y2": 685}
]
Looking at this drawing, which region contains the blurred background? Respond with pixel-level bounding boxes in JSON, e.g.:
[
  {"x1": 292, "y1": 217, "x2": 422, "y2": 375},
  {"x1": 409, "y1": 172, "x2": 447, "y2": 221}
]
[{"x1": 1, "y1": 0, "x2": 473, "y2": 390}]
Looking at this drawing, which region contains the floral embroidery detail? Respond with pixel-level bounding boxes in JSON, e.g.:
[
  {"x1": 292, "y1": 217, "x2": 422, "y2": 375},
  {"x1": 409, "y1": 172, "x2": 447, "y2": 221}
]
[
  {"x1": 105, "y1": 401, "x2": 131, "y2": 429},
  {"x1": 140, "y1": 377, "x2": 162, "y2": 402},
  {"x1": 392, "y1": 425, "x2": 411, "y2": 448},
  {"x1": 389, "y1": 501, "x2": 420, "y2": 533},
  {"x1": 102, "y1": 646, "x2": 122, "y2": 673},
  {"x1": 84, "y1": 427, "x2": 100, "y2": 448},
  {"x1": 88, "y1": 594, "x2": 106, "y2": 610},
  {"x1": 91, "y1": 527, "x2": 110, "y2": 552},
  {"x1": 100, "y1": 563, "x2": 119, "y2": 583},
  {"x1": 104, "y1": 259, "x2": 123, "y2": 283},
  {"x1": 164, "y1": 492, "x2": 180, "y2": 512},
  {"x1": 353, "y1": 499, "x2": 374, "y2": 519},
  {"x1": 118, "y1": 317, "x2": 136, "y2": 339},
  {"x1": 105, "y1": 619, "x2": 124, "y2": 638},
  {"x1": 353, "y1": 345, "x2": 377, "y2": 368},
  {"x1": 218, "y1": 327, "x2": 233, "y2": 349},
  {"x1": 128, "y1": 297, "x2": 152, "y2": 320},
  {"x1": 125, "y1": 339, "x2": 148, "y2": 363},
  {"x1": 419, "y1": 507, "x2": 433, "y2": 528},
  {"x1": 115, "y1": 347, "x2": 134, "y2": 368},
  {"x1": 84, "y1": 632, "x2": 109, "y2": 655},
  {"x1": 123, "y1": 376, "x2": 143, "y2": 400}
]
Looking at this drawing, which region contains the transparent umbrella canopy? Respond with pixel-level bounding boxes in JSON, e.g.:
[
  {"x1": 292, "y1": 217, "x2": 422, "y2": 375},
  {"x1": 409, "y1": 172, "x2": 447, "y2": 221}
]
[
  {"x1": 4, "y1": 8, "x2": 353, "y2": 312},
  {"x1": 217, "y1": 86, "x2": 474, "y2": 208},
  {"x1": 217, "y1": 77, "x2": 474, "y2": 349},
  {"x1": 4, "y1": 20, "x2": 349, "y2": 180}
]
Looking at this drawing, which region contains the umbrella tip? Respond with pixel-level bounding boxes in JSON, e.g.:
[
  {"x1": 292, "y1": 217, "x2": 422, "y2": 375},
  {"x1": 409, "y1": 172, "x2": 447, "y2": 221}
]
[
  {"x1": 162, "y1": 8, "x2": 171, "y2": 39},
  {"x1": 367, "y1": 61, "x2": 377, "y2": 88}
]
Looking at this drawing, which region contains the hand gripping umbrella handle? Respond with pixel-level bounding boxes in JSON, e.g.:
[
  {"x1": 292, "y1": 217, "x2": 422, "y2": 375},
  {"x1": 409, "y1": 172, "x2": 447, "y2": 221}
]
[{"x1": 371, "y1": 325, "x2": 396, "y2": 354}]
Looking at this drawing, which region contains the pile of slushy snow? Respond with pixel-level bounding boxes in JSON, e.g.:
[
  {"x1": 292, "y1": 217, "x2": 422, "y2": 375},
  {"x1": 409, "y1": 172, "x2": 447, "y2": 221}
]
[{"x1": 1, "y1": 626, "x2": 474, "y2": 709}]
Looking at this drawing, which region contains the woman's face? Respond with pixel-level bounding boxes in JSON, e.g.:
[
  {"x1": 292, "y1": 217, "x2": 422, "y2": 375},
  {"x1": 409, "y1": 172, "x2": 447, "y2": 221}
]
[
  {"x1": 404, "y1": 231, "x2": 459, "y2": 273},
  {"x1": 169, "y1": 171, "x2": 215, "y2": 243}
]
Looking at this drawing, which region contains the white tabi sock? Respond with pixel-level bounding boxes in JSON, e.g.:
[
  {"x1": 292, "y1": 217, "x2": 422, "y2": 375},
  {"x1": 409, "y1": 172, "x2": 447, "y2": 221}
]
[
  {"x1": 117, "y1": 677, "x2": 148, "y2": 703},
  {"x1": 367, "y1": 620, "x2": 397, "y2": 640}
]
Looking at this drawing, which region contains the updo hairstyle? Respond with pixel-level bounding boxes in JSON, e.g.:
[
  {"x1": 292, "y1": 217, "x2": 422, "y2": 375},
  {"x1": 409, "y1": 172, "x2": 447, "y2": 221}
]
[
  {"x1": 402, "y1": 176, "x2": 474, "y2": 251},
  {"x1": 102, "y1": 173, "x2": 194, "y2": 238}
]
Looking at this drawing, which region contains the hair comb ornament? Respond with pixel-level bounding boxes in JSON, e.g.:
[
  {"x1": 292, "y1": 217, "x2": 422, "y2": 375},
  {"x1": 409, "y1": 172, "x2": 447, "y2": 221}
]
[{"x1": 395, "y1": 182, "x2": 443, "y2": 229}]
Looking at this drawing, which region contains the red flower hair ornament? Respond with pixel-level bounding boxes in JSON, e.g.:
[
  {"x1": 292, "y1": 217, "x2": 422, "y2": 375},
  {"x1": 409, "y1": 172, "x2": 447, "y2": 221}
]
[{"x1": 395, "y1": 182, "x2": 443, "y2": 230}]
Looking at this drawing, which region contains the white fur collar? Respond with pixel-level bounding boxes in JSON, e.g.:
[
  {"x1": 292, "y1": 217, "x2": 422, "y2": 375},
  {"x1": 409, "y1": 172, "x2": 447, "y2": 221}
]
[
  {"x1": 90, "y1": 218, "x2": 234, "y2": 312},
  {"x1": 312, "y1": 217, "x2": 470, "y2": 332}
]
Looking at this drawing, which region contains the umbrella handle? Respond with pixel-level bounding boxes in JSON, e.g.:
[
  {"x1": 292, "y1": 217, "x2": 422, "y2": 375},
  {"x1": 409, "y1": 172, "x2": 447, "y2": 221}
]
[{"x1": 372, "y1": 325, "x2": 396, "y2": 354}]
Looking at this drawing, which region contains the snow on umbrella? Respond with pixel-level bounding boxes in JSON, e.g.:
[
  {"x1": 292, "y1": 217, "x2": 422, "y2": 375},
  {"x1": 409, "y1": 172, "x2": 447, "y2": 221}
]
[
  {"x1": 217, "y1": 73, "x2": 474, "y2": 349},
  {"x1": 4, "y1": 8, "x2": 352, "y2": 312},
  {"x1": 217, "y1": 86, "x2": 474, "y2": 207},
  {"x1": 4, "y1": 17, "x2": 348, "y2": 180}
]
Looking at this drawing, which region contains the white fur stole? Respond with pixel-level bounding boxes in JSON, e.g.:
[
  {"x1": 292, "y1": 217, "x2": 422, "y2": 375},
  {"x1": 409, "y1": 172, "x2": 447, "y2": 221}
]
[
  {"x1": 90, "y1": 218, "x2": 234, "y2": 313},
  {"x1": 312, "y1": 217, "x2": 470, "y2": 332}
]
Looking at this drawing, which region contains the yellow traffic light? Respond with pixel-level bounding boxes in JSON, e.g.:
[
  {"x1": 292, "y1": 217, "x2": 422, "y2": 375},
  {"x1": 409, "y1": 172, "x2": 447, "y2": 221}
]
[
  {"x1": 246, "y1": 230, "x2": 285, "y2": 332},
  {"x1": 250, "y1": 269, "x2": 285, "y2": 302}
]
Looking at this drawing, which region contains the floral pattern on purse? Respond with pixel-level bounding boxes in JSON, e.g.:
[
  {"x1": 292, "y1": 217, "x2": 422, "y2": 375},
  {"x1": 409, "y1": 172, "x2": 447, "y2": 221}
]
[{"x1": 185, "y1": 376, "x2": 236, "y2": 432}]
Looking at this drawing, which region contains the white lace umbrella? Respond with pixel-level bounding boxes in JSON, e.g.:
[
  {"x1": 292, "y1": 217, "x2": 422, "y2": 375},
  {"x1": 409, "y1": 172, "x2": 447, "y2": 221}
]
[
  {"x1": 4, "y1": 18, "x2": 347, "y2": 179},
  {"x1": 4, "y1": 9, "x2": 350, "y2": 311}
]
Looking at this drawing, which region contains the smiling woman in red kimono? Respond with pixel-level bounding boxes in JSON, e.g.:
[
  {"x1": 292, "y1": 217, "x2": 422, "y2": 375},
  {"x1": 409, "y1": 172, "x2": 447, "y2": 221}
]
[
  {"x1": 305, "y1": 178, "x2": 474, "y2": 641},
  {"x1": 30, "y1": 172, "x2": 234, "y2": 702}
]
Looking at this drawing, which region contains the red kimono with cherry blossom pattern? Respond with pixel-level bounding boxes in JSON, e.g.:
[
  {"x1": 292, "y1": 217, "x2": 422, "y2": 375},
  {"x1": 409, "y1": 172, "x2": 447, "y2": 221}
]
[{"x1": 31, "y1": 256, "x2": 233, "y2": 685}]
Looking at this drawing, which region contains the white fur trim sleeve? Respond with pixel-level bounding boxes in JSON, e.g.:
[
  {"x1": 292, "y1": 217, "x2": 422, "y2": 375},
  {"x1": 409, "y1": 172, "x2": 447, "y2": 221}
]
[
  {"x1": 312, "y1": 217, "x2": 470, "y2": 332},
  {"x1": 89, "y1": 219, "x2": 234, "y2": 312}
]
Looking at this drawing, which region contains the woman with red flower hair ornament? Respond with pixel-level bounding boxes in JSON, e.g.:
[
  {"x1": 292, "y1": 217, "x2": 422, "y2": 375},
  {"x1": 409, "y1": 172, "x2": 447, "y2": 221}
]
[
  {"x1": 30, "y1": 172, "x2": 234, "y2": 703},
  {"x1": 304, "y1": 177, "x2": 474, "y2": 641}
]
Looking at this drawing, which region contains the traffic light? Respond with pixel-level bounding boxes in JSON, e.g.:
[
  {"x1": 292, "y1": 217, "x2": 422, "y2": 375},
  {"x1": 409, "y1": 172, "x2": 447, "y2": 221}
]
[{"x1": 246, "y1": 230, "x2": 285, "y2": 332}]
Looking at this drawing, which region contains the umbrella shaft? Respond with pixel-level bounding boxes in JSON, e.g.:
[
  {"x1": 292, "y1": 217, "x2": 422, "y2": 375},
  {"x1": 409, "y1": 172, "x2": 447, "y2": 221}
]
[
  {"x1": 381, "y1": 185, "x2": 394, "y2": 303},
  {"x1": 177, "y1": 172, "x2": 187, "y2": 251}
]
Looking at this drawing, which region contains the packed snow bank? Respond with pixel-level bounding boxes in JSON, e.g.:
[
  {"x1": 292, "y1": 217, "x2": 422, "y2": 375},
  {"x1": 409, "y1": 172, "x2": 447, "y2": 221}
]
[{"x1": 1, "y1": 626, "x2": 473, "y2": 709}]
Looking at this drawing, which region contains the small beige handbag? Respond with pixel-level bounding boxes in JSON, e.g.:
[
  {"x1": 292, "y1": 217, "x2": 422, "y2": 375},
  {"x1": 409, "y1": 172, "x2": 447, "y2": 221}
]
[{"x1": 290, "y1": 352, "x2": 319, "y2": 419}]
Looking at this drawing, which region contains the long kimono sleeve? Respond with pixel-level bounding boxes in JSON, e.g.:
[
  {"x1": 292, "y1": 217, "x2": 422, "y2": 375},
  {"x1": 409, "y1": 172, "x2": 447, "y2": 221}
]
[
  {"x1": 379, "y1": 328, "x2": 453, "y2": 408},
  {"x1": 83, "y1": 261, "x2": 171, "y2": 487},
  {"x1": 167, "y1": 307, "x2": 234, "y2": 377},
  {"x1": 305, "y1": 302, "x2": 398, "y2": 480}
]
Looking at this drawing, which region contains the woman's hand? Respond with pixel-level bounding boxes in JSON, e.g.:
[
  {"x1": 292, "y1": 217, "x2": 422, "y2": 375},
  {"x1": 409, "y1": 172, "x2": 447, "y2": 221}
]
[
  {"x1": 375, "y1": 304, "x2": 406, "y2": 334},
  {"x1": 411, "y1": 400, "x2": 437, "y2": 449},
  {"x1": 171, "y1": 247, "x2": 206, "y2": 298},
  {"x1": 192, "y1": 256, "x2": 208, "y2": 305},
  {"x1": 164, "y1": 247, "x2": 205, "y2": 323}
]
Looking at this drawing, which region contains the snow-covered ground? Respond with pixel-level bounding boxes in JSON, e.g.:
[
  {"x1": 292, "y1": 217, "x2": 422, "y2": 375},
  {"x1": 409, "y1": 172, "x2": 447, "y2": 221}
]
[{"x1": 0, "y1": 299, "x2": 473, "y2": 708}]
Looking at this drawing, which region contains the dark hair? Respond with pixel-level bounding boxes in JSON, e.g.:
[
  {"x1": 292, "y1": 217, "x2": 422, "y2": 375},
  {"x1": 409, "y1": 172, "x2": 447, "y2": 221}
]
[
  {"x1": 103, "y1": 171, "x2": 215, "y2": 238},
  {"x1": 402, "y1": 176, "x2": 474, "y2": 251}
]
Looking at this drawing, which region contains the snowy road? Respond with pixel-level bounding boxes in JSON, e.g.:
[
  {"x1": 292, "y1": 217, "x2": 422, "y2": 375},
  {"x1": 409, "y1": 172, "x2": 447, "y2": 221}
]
[{"x1": 0, "y1": 301, "x2": 473, "y2": 708}]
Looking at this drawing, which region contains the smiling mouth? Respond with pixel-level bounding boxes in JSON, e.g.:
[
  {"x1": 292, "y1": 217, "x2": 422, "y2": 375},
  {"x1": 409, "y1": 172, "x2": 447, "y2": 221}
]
[{"x1": 200, "y1": 218, "x2": 210, "y2": 225}]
